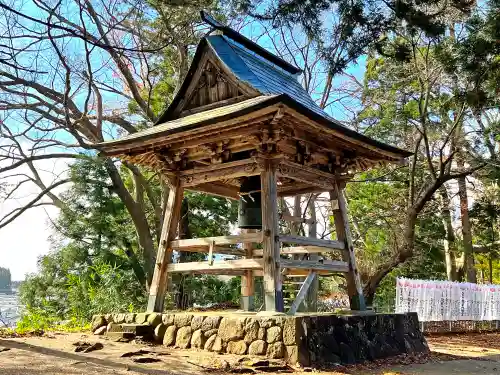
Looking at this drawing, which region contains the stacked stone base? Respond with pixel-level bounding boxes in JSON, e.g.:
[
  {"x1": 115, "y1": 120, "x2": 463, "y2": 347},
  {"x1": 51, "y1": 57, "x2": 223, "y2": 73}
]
[{"x1": 91, "y1": 312, "x2": 428, "y2": 366}]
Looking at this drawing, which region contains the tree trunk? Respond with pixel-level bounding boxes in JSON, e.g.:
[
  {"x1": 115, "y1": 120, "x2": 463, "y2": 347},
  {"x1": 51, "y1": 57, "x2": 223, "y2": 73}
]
[
  {"x1": 456, "y1": 168, "x2": 477, "y2": 283},
  {"x1": 439, "y1": 187, "x2": 457, "y2": 281},
  {"x1": 363, "y1": 209, "x2": 417, "y2": 304},
  {"x1": 104, "y1": 159, "x2": 156, "y2": 289}
]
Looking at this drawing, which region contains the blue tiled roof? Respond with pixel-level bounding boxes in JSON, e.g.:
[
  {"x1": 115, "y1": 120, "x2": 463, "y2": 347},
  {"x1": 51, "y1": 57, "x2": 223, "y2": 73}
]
[{"x1": 207, "y1": 35, "x2": 332, "y2": 121}]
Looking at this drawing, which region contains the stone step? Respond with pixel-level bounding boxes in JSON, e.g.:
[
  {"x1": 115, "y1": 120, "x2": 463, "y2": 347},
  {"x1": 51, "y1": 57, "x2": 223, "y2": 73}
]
[{"x1": 121, "y1": 323, "x2": 153, "y2": 337}]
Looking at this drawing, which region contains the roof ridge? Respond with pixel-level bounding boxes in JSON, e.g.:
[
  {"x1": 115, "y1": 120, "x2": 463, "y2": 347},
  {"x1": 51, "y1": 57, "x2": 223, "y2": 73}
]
[
  {"x1": 201, "y1": 11, "x2": 302, "y2": 75},
  {"x1": 221, "y1": 35, "x2": 299, "y2": 80}
]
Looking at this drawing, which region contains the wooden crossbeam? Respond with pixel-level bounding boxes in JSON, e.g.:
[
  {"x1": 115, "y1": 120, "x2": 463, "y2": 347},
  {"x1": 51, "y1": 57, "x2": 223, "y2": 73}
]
[
  {"x1": 276, "y1": 159, "x2": 336, "y2": 190},
  {"x1": 170, "y1": 233, "x2": 262, "y2": 248},
  {"x1": 179, "y1": 158, "x2": 259, "y2": 186},
  {"x1": 167, "y1": 258, "x2": 263, "y2": 273},
  {"x1": 172, "y1": 246, "x2": 245, "y2": 256},
  {"x1": 253, "y1": 246, "x2": 337, "y2": 256},
  {"x1": 279, "y1": 259, "x2": 349, "y2": 273},
  {"x1": 254, "y1": 269, "x2": 340, "y2": 276},
  {"x1": 279, "y1": 235, "x2": 345, "y2": 250},
  {"x1": 189, "y1": 182, "x2": 239, "y2": 200},
  {"x1": 288, "y1": 271, "x2": 317, "y2": 315}
]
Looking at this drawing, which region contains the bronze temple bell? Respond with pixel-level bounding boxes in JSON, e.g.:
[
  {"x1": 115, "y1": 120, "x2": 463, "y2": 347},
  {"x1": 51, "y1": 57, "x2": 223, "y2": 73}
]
[{"x1": 238, "y1": 176, "x2": 262, "y2": 229}]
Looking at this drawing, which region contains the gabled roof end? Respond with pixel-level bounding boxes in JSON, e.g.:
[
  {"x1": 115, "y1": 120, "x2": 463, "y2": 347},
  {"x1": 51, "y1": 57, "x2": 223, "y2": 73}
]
[{"x1": 200, "y1": 11, "x2": 302, "y2": 75}]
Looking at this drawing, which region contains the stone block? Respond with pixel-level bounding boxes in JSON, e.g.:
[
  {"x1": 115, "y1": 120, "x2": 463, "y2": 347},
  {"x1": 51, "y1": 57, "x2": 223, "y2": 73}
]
[
  {"x1": 122, "y1": 323, "x2": 152, "y2": 337},
  {"x1": 204, "y1": 329, "x2": 218, "y2": 338},
  {"x1": 285, "y1": 345, "x2": 298, "y2": 364},
  {"x1": 205, "y1": 335, "x2": 223, "y2": 352},
  {"x1": 93, "y1": 326, "x2": 107, "y2": 335},
  {"x1": 135, "y1": 313, "x2": 148, "y2": 324},
  {"x1": 201, "y1": 316, "x2": 221, "y2": 331},
  {"x1": 114, "y1": 313, "x2": 126, "y2": 324},
  {"x1": 283, "y1": 318, "x2": 298, "y2": 346},
  {"x1": 218, "y1": 317, "x2": 245, "y2": 342},
  {"x1": 176, "y1": 326, "x2": 193, "y2": 349},
  {"x1": 147, "y1": 313, "x2": 162, "y2": 328},
  {"x1": 227, "y1": 340, "x2": 247, "y2": 355},
  {"x1": 91, "y1": 315, "x2": 107, "y2": 332},
  {"x1": 248, "y1": 340, "x2": 266, "y2": 355},
  {"x1": 266, "y1": 326, "x2": 282, "y2": 344},
  {"x1": 154, "y1": 323, "x2": 167, "y2": 342},
  {"x1": 162, "y1": 314, "x2": 174, "y2": 325},
  {"x1": 244, "y1": 319, "x2": 259, "y2": 344},
  {"x1": 124, "y1": 313, "x2": 136, "y2": 323},
  {"x1": 107, "y1": 322, "x2": 122, "y2": 333},
  {"x1": 266, "y1": 342, "x2": 284, "y2": 359},
  {"x1": 259, "y1": 318, "x2": 274, "y2": 329},
  {"x1": 191, "y1": 315, "x2": 204, "y2": 331},
  {"x1": 257, "y1": 327, "x2": 266, "y2": 340},
  {"x1": 174, "y1": 314, "x2": 193, "y2": 328},
  {"x1": 163, "y1": 325, "x2": 177, "y2": 346},
  {"x1": 191, "y1": 329, "x2": 205, "y2": 349}
]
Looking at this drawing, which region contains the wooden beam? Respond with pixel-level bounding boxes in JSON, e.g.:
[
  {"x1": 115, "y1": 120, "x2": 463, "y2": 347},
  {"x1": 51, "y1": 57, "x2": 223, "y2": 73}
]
[
  {"x1": 188, "y1": 182, "x2": 239, "y2": 200},
  {"x1": 173, "y1": 245, "x2": 244, "y2": 256},
  {"x1": 288, "y1": 271, "x2": 317, "y2": 315},
  {"x1": 330, "y1": 182, "x2": 366, "y2": 310},
  {"x1": 261, "y1": 160, "x2": 284, "y2": 312},
  {"x1": 279, "y1": 259, "x2": 349, "y2": 273},
  {"x1": 167, "y1": 258, "x2": 263, "y2": 273},
  {"x1": 278, "y1": 185, "x2": 333, "y2": 197},
  {"x1": 276, "y1": 159, "x2": 336, "y2": 190},
  {"x1": 279, "y1": 235, "x2": 345, "y2": 250},
  {"x1": 253, "y1": 246, "x2": 338, "y2": 256},
  {"x1": 170, "y1": 233, "x2": 262, "y2": 248},
  {"x1": 253, "y1": 269, "x2": 343, "y2": 276},
  {"x1": 179, "y1": 158, "x2": 259, "y2": 187},
  {"x1": 147, "y1": 178, "x2": 184, "y2": 312}
]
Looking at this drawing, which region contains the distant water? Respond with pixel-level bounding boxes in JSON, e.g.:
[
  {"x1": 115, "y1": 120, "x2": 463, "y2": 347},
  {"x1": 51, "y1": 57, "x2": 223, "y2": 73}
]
[{"x1": 0, "y1": 292, "x2": 20, "y2": 328}]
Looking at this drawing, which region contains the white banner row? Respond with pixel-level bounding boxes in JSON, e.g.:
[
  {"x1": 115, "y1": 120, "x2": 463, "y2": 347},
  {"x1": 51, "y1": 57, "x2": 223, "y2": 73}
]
[{"x1": 395, "y1": 278, "x2": 500, "y2": 321}]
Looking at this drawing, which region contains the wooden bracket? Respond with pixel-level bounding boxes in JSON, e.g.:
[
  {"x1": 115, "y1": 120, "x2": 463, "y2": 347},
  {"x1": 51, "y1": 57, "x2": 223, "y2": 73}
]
[{"x1": 288, "y1": 270, "x2": 317, "y2": 315}]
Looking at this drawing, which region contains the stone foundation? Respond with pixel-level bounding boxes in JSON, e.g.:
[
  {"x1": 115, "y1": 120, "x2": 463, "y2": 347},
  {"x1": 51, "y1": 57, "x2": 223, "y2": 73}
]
[{"x1": 92, "y1": 312, "x2": 428, "y2": 366}]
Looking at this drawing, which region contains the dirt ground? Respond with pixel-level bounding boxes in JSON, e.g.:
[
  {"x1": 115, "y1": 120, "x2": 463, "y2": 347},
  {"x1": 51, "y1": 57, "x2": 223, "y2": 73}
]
[{"x1": 0, "y1": 332, "x2": 500, "y2": 375}]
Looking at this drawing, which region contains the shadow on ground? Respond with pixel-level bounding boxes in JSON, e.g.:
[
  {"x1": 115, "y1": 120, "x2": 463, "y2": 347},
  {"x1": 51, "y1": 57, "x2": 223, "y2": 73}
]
[{"x1": 0, "y1": 338, "x2": 197, "y2": 375}]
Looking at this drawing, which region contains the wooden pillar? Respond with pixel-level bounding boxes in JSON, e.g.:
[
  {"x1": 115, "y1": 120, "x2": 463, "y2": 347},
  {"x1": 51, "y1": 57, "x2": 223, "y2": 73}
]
[
  {"x1": 261, "y1": 161, "x2": 284, "y2": 312},
  {"x1": 305, "y1": 197, "x2": 319, "y2": 312},
  {"x1": 147, "y1": 177, "x2": 184, "y2": 312},
  {"x1": 241, "y1": 229, "x2": 255, "y2": 311},
  {"x1": 330, "y1": 181, "x2": 366, "y2": 311}
]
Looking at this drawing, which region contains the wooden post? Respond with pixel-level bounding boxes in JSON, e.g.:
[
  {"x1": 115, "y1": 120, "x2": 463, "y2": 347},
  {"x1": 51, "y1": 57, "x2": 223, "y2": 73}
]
[
  {"x1": 330, "y1": 181, "x2": 366, "y2": 311},
  {"x1": 147, "y1": 177, "x2": 184, "y2": 312},
  {"x1": 305, "y1": 197, "x2": 319, "y2": 312},
  {"x1": 261, "y1": 161, "x2": 284, "y2": 312},
  {"x1": 241, "y1": 229, "x2": 255, "y2": 311}
]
